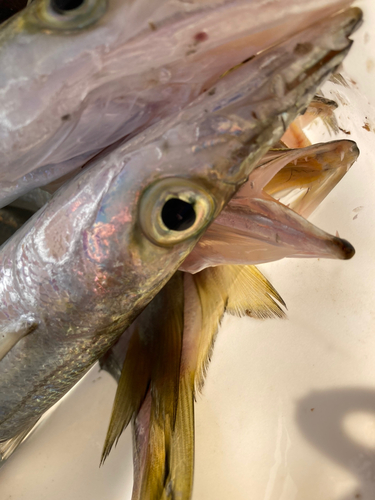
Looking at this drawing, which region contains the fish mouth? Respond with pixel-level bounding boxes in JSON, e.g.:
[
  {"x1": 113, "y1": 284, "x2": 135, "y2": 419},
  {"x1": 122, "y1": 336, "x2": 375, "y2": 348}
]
[
  {"x1": 220, "y1": 197, "x2": 355, "y2": 261},
  {"x1": 180, "y1": 140, "x2": 358, "y2": 273},
  {"x1": 209, "y1": 6, "x2": 362, "y2": 192},
  {"x1": 179, "y1": 5, "x2": 362, "y2": 274}
]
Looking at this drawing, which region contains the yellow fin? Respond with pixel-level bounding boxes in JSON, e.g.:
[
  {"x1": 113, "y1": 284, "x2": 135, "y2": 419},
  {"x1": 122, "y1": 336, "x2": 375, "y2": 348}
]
[
  {"x1": 192, "y1": 265, "x2": 285, "y2": 392},
  {"x1": 224, "y1": 265, "x2": 286, "y2": 319},
  {"x1": 132, "y1": 390, "x2": 172, "y2": 500},
  {"x1": 101, "y1": 323, "x2": 152, "y2": 463},
  {"x1": 103, "y1": 265, "x2": 284, "y2": 500},
  {"x1": 132, "y1": 374, "x2": 194, "y2": 500},
  {"x1": 162, "y1": 374, "x2": 195, "y2": 499},
  {"x1": 101, "y1": 272, "x2": 184, "y2": 463}
]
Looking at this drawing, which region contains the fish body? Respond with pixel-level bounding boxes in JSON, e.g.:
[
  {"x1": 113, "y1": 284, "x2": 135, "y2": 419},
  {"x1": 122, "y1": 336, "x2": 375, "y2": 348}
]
[
  {"x1": 101, "y1": 137, "x2": 359, "y2": 500},
  {"x1": 0, "y1": 5, "x2": 360, "y2": 449},
  {"x1": 0, "y1": 6, "x2": 359, "y2": 445},
  {"x1": 0, "y1": 0, "x2": 354, "y2": 206}
]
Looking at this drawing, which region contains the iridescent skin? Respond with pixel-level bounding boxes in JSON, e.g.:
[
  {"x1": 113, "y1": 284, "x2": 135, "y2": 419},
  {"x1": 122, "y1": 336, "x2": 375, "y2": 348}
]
[
  {"x1": 0, "y1": 7, "x2": 360, "y2": 441},
  {"x1": 0, "y1": 0, "x2": 353, "y2": 206}
]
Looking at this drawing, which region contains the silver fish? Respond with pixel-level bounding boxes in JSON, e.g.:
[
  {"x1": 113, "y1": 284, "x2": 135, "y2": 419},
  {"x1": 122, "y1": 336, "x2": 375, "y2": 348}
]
[
  {"x1": 101, "y1": 137, "x2": 358, "y2": 499},
  {"x1": 0, "y1": 7, "x2": 360, "y2": 457},
  {"x1": 0, "y1": 0, "x2": 354, "y2": 207}
]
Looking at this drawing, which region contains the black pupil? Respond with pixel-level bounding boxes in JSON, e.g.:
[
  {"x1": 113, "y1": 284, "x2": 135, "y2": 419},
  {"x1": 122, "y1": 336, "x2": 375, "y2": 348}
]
[
  {"x1": 161, "y1": 198, "x2": 196, "y2": 232},
  {"x1": 52, "y1": 0, "x2": 85, "y2": 11}
]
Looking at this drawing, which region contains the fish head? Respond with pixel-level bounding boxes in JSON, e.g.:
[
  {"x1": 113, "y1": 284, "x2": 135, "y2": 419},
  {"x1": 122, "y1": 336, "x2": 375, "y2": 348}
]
[
  {"x1": 0, "y1": 0, "x2": 357, "y2": 206},
  {"x1": 82, "y1": 6, "x2": 361, "y2": 287}
]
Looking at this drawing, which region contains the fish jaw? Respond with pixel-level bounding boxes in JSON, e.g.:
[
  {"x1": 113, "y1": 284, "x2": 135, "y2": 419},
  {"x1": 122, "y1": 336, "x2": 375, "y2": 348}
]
[
  {"x1": 0, "y1": 0, "x2": 356, "y2": 206},
  {"x1": 235, "y1": 140, "x2": 359, "y2": 217},
  {"x1": 180, "y1": 199, "x2": 355, "y2": 273},
  {"x1": 262, "y1": 140, "x2": 359, "y2": 218},
  {"x1": 180, "y1": 140, "x2": 358, "y2": 273}
]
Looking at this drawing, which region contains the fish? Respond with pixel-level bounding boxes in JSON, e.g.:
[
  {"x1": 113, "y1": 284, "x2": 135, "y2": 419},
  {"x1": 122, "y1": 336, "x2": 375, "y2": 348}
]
[
  {"x1": 0, "y1": 137, "x2": 358, "y2": 465},
  {"x1": 0, "y1": 6, "x2": 361, "y2": 464},
  {"x1": 98, "y1": 49, "x2": 362, "y2": 498},
  {"x1": 0, "y1": 0, "x2": 355, "y2": 207},
  {"x1": 0, "y1": 188, "x2": 51, "y2": 244},
  {"x1": 100, "y1": 134, "x2": 358, "y2": 499}
]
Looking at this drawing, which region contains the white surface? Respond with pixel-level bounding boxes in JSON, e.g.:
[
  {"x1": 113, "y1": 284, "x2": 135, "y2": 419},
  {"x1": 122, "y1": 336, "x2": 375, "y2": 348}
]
[{"x1": 1, "y1": 1, "x2": 375, "y2": 499}]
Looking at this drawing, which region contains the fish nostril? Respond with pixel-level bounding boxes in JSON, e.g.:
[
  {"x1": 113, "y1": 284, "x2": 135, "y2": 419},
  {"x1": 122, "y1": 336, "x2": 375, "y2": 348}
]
[
  {"x1": 161, "y1": 198, "x2": 196, "y2": 232},
  {"x1": 51, "y1": 0, "x2": 85, "y2": 12}
]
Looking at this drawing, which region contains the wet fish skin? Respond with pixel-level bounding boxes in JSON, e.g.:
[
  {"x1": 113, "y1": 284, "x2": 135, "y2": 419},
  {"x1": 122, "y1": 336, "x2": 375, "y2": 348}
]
[
  {"x1": 0, "y1": 5, "x2": 361, "y2": 451},
  {"x1": 0, "y1": 0, "x2": 354, "y2": 207}
]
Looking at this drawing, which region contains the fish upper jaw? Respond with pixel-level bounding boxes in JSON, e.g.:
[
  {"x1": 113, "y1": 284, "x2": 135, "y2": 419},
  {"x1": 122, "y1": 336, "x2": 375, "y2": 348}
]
[{"x1": 186, "y1": 7, "x2": 362, "y2": 195}]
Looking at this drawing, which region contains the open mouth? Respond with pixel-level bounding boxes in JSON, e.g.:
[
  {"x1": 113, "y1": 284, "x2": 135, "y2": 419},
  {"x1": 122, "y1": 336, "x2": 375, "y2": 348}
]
[{"x1": 180, "y1": 107, "x2": 358, "y2": 273}]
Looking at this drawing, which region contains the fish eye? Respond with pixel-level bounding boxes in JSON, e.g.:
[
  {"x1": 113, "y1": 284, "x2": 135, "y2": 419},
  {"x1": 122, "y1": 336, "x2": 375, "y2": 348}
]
[
  {"x1": 161, "y1": 198, "x2": 196, "y2": 232},
  {"x1": 139, "y1": 178, "x2": 215, "y2": 247},
  {"x1": 36, "y1": 0, "x2": 106, "y2": 30}
]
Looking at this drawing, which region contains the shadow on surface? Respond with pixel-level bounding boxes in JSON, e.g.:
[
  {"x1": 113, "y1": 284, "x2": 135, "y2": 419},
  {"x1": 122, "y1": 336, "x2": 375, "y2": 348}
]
[{"x1": 297, "y1": 388, "x2": 375, "y2": 500}]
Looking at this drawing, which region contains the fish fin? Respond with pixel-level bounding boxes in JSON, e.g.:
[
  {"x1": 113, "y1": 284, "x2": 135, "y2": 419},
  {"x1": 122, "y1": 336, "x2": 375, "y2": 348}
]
[
  {"x1": 132, "y1": 392, "x2": 152, "y2": 500},
  {"x1": 0, "y1": 420, "x2": 39, "y2": 466},
  {"x1": 0, "y1": 316, "x2": 38, "y2": 361},
  {"x1": 163, "y1": 374, "x2": 195, "y2": 500},
  {"x1": 101, "y1": 324, "x2": 152, "y2": 463},
  {"x1": 130, "y1": 272, "x2": 185, "y2": 499},
  {"x1": 297, "y1": 95, "x2": 340, "y2": 136},
  {"x1": 321, "y1": 114, "x2": 340, "y2": 135},
  {"x1": 224, "y1": 265, "x2": 286, "y2": 319},
  {"x1": 130, "y1": 266, "x2": 282, "y2": 498},
  {"x1": 192, "y1": 267, "x2": 230, "y2": 392},
  {"x1": 329, "y1": 72, "x2": 350, "y2": 87},
  {"x1": 137, "y1": 402, "x2": 170, "y2": 500},
  {"x1": 192, "y1": 265, "x2": 286, "y2": 392},
  {"x1": 102, "y1": 272, "x2": 184, "y2": 463},
  {"x1": 149, "y1": 272, "x2": 184, "y2": 428},
  {"x1": 132, "y1": 375, "x2": 194, "y2": 500},
  {"x1": 281, "y1": 120, "x2": 312, "y2": 149}
]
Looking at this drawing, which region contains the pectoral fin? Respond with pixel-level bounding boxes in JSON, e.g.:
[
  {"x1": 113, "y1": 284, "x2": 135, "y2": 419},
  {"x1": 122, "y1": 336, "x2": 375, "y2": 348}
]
[
  {"x1": 102, "y1": 264, "x2": 285, "y2": 500},
  {"x1": 190, "y1": 265, "x2": 285, "y2": 391},
  {"x1": 281, "y1": 95, "x2": 339, "y2": 148},
  {"x1": 131, "y1": 376, "x2": 194, "y2": 500}
]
